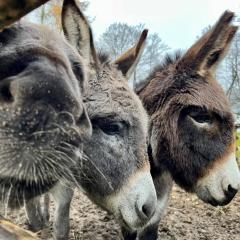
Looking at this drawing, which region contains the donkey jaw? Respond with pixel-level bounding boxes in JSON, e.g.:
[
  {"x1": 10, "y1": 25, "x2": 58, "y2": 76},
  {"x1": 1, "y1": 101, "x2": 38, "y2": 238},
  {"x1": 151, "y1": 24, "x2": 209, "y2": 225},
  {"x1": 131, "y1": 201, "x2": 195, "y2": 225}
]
[
  {"x1": 195, "y1": 152, "x2": 240, "y2": 206},
  {"x1": 103, "y1": 171, "x2": 157, "y2": 230}
]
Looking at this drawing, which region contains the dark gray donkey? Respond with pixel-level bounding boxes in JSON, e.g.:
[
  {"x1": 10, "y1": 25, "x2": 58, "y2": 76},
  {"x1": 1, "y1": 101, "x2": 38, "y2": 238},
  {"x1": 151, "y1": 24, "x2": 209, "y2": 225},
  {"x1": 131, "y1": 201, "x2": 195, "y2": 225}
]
[
  {"x1": 25, "y1": 0, "x2": 157, "y2": 239},
  {"x1": 0, "y1": 19, "x2": 92, "y2": 209},
  {"x1": 130, "y1": 10, "x2": 240, "y2": 240}
]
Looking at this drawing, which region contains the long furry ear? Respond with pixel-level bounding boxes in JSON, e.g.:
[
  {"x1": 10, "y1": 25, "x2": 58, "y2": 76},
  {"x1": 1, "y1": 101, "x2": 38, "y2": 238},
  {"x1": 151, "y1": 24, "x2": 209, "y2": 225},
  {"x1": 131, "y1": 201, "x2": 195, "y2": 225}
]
[
  {"x1": 61, "y1": 0, "x2": 99, "y2": 67},
  {"x1": 178, "y1": 11, "x2": 237, "y2": 75},
  {"x1": 114, "y1": 29, "x2": 148, "y2": 79}
]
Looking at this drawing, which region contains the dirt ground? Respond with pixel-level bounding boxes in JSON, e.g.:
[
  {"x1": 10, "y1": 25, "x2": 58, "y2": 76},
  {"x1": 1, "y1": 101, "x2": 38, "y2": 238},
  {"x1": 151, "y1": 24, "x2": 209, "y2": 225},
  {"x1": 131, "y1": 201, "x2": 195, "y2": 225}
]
[{"x1": 3, "y1": 185, "x2": 240, "y2": 240}]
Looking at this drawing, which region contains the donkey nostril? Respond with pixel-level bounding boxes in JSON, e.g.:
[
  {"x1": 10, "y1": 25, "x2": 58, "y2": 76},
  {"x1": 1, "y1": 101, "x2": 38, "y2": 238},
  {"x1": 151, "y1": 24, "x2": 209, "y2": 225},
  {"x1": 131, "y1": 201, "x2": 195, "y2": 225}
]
[
  {"x1": 225, "y1": 184, "x2": 238, "y2": 201},
  {"x1": 0, "y1": 81, "x2": 13, "y2": 102},
  {"x1": 142, "y1": 203, "x2": 153, "y2": 218},
  {"x1": 227, "y1": 184, "x2": 238, "y2": 196},
  {"x1": 136, "y1": 198, "x2": 155, "y2": 221}
]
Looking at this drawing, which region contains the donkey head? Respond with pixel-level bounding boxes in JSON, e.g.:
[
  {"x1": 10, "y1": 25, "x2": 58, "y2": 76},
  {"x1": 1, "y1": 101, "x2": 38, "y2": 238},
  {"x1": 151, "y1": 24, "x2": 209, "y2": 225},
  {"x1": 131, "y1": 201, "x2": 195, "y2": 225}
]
[
  {"x1": 62, "y1": 0, "x2": 157, "y2": 230},
  {"x1": 0, "y1": 21, "x2": 91, "y2": 207},
  {"x1": 139, "y1": 11, "x2": 240, "y2": 206}
]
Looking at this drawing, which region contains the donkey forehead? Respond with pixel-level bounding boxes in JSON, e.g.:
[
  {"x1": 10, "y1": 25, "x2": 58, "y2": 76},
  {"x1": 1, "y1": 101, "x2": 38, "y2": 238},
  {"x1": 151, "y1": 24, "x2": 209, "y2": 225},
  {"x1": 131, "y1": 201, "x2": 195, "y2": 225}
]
[
  {"x1": 1, "y1": 22, "x2": 83, "y2": 66},
  {"x1": 0, "y1": 22, "x2": 86, "y2": 93},
  {"x1": 86, "y1": 71, "x2": 148, "y2": 131},
  {"x1": 168, "y1": 73, "x2": 231, "y2": 114},
  {"x1": 86, "y1": 91, "x2": 148, "y2": 128}
]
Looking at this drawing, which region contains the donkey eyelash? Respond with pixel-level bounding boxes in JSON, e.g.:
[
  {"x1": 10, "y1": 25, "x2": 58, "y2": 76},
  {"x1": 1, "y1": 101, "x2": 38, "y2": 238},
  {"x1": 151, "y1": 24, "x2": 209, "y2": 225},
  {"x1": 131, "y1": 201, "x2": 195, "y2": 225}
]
[
  {"x1": 92, "y1": 118, "x2": 127, "y2": 128},
  {"x1": 189, "y1": 113, "x2": 212, "y2": 123}
]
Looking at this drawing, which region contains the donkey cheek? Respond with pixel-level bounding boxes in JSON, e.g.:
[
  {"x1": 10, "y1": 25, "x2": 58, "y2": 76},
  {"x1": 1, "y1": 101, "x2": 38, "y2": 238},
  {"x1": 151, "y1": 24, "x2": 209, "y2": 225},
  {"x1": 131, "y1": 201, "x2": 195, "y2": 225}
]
[
  {"x1": 139, "y1": 155, "x2": 150, "y2": 171},
  {"x1": 198, "y1": 141, "x2": 236, "y2": 179}
]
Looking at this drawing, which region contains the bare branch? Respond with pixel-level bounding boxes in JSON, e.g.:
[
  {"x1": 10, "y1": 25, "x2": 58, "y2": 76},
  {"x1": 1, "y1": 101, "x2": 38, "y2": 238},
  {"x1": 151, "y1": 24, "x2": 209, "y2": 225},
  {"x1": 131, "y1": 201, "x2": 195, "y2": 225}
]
[
  {"x1": 0, "y1": 0, "x2": 50, "y2": 30},
  {"x1": 0, "y1": 217, "x2": 38, "y2": 239},
  {"x1": 98, "y1": 22, "x2": 169, "y2": 87}
]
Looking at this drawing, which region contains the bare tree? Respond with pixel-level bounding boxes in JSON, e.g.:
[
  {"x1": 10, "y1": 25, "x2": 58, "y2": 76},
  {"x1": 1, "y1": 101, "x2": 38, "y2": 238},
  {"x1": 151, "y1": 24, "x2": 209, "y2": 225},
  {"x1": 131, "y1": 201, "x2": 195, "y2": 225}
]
[
  {"x1": 217, "y1": 18, "x2": 240, "y2": 114},
  {"x1": 224, "y1": 33, "x2": 240, "y2": 95},
  {"x1": 140, "y1": 33, "x2": 169, "y2": 74},
  {"x1": 98, "y1": 22, "x2": 169, "y2": 87},
  {"x1": 98, "y1": 23, "x2": 145, "y2": 59}
]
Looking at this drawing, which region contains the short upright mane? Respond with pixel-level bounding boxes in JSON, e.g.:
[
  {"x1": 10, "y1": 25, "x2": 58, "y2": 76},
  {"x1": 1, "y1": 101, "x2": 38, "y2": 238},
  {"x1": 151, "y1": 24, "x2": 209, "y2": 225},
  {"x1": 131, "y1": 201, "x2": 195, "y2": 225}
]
[
  {"x1": 135, "y1": 51, "x2": 182, "y2": 93},
  {"x1": 98, "y1": 52, "x2": 110, "y2": 64}
]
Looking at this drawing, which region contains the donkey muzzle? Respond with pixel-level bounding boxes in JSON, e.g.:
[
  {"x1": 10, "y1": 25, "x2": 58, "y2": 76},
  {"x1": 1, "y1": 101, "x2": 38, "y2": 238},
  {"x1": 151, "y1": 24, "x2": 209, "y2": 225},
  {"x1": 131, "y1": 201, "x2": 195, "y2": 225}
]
[
  {"x1": 196, "y1": 152, "x2": 240, "y2": 206},
  {"x1": 104, "y1": 171, "x2": 157, "y2": 230}
]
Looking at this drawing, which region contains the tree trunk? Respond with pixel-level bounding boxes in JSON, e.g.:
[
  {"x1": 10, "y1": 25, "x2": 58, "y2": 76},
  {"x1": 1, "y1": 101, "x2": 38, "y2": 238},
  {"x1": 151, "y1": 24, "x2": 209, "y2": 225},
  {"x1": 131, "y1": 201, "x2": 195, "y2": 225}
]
[
  {"x1": 40, "y1": 4, "x2": 46, "y2": 24},
  {"x1": 0, "y1": 0, "x2": 50, "y2": 30},
  {"x1": 133, "y1": 70, "x2": 137, "y2": 88}
]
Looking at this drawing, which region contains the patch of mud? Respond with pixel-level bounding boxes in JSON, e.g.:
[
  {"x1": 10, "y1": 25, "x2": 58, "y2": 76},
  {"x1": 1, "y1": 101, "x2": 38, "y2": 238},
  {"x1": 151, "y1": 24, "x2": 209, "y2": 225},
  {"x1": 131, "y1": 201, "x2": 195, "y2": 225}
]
[{"x1": 2, "y1": 185, "x2": 240, "y2": 239}]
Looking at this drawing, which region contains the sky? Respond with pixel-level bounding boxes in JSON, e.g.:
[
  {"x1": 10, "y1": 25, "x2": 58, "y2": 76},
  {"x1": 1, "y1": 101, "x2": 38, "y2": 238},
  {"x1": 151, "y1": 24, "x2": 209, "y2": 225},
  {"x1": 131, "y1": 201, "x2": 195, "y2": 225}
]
[{"x1": 86, "y1": 0, "x2": 240, "y2": 50}]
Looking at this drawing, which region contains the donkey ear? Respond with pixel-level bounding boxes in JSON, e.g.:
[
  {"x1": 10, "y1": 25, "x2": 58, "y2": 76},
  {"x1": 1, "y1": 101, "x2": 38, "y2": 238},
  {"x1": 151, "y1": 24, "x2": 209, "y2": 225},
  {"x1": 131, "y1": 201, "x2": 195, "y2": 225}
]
[
  {"x1": 62, "y1": 0, "x2": 98, "y2": 67},
  {"x1": 179, "y1": 11, "x2": 237, "y2": 75},
  {"x1": 114, "y1": 29, "x2": 148, "y2": 79}
]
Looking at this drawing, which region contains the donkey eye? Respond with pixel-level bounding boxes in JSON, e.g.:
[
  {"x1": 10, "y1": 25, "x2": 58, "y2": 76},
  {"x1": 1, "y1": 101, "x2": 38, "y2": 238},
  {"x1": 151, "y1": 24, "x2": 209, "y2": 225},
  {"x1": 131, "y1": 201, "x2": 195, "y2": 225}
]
[
  {"x1": 100, "y1": 122, "x2": 123, "y2": 135},
  {"x1": 188, "y1": 112, "x2": 214, "y2": 129},
  {"x1": 92, "y1": 117, "x2": 126, "y2": 136},
  {"x1": 182, "y1": 106, "x2": 215, "y2": 129},
  {"x1": 190, "y1": 114, "x2": 212, "y2": 124}
]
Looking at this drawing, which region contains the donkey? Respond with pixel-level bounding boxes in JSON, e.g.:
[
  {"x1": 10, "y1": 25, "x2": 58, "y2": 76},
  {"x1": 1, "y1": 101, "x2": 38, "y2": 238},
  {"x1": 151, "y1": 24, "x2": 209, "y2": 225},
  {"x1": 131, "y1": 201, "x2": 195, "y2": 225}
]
[
  {"x1": 0, "y1": 19, "x2": 92, "y2": 209},
  {"x1": 127, "y1": 11, "x2": 240, "y2": 240},
  {"x1": 25, "y1": 0, "x2": 157, "y2": 239}
]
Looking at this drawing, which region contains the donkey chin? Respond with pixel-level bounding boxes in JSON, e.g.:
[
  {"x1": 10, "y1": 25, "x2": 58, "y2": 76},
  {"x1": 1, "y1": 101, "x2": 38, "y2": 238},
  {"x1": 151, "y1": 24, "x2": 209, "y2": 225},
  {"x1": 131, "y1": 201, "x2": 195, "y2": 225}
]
[
  {"x1": 97, "y1": 171, "x2": 157, "y2": 231},
  {"x1": 195, "y1": 152, "x2": 240, "y2": 206}
]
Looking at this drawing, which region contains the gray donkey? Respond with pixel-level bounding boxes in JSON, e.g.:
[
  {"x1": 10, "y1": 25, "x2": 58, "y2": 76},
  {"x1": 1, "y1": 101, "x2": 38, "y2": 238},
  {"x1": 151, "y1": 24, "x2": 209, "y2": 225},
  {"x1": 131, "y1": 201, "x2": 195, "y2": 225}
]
[
  {"x1": 0, "y1": 15, "x2": 92, "y2": 209},
  {"x1": 25, "y1": 0, "x2": 157, "y2": 239},
  {"x1": 130, "y1": 11, "x2": 240, "y2": 240}
]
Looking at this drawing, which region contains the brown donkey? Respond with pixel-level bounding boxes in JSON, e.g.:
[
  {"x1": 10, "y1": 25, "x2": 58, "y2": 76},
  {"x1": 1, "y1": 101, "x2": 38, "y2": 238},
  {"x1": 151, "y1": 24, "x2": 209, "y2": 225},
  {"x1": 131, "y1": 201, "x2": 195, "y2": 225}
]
[{"x1": 127, "y1": 11, "x2": 240, "y2": 240}]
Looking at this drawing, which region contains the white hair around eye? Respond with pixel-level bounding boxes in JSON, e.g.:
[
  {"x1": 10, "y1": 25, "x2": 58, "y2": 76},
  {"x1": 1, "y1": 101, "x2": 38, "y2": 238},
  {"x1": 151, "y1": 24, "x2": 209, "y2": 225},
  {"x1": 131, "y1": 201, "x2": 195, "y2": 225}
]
[{"x1": 188, "y1": 115, "x2": 212, "y2": 129}]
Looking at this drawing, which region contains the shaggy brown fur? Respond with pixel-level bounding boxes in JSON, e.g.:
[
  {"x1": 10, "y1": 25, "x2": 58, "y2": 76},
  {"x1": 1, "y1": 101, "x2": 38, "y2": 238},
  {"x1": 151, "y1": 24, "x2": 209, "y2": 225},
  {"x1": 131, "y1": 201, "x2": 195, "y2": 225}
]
[
  {"x1": 130, "y1": 10, "x2": 240, "y2": 240},
  {"x1": 138, "y1": 11, "x2": 236, "y2": 189}
]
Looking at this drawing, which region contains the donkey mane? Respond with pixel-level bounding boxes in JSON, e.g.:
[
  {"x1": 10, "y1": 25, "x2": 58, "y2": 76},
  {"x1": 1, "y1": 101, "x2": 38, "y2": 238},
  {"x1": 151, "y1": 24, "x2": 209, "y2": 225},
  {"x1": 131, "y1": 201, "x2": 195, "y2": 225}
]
[
  {"x1": 98, "y1": 52, "x2": 111, "y2": 64},
  {"x1": 151, "y1": 50, "x2": 182, "y2": 74},
  {"x1": 135, "y1": 50, "x2": 182, "y2": 93}
]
